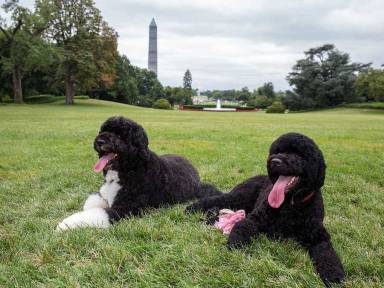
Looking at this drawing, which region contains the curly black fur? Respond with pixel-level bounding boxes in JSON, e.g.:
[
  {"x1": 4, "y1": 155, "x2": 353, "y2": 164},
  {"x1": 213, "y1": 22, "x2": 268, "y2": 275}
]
[
  {"x1": 186, "y1": 133, "x2": 344, "y2": 286},
  {"x1": 95, "y1": 116, "x2": 221, "y2": 221}
]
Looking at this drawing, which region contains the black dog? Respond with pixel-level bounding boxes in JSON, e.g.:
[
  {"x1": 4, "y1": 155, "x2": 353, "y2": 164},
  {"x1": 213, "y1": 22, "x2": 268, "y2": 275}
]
[
  {"x1": 186, "y1": 133, "x2": 344, "y2": 286},
  {"x1": 57, "y1": 116, "x2": 220, "y2": 230}
]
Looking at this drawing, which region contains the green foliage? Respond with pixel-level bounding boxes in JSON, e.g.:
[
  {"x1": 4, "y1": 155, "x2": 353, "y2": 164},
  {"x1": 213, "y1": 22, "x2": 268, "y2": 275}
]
[
  {"x1": 163, "y1": 86, "x2": 192, "y2": 105},
  {"x1": 112, "y1": 55, "x2": 139, "y2": 104},
  {"x1": 152, "y1": 98, "x2": 171, "y2": 110},
  {"x1": 266, "y1": 101, "x2": 286, "y2": 113},
  {"x1": 73, "y1": 95, "x2": 90, "y2": 100},
  {"x1": 184, "y1": 104, "x2": 240, "y2": 109},
  {"x1": 0, "y1": 0, "x2": 51, "y2": 103},
  {"x1": 235, "y1": 87, "x2": 251, "y2": 103},
  {"x1": 282, "y1": 90, "x2": 315, "y2": 111},
  {"x1": 183, "y1": 69, "x2": 192, "y2": 90},
  {"x1": 0, "y1": 95, "x2": 12, "y2": 103},
  {"x1": 135, "y1": 69, "x2": 162, "y2": 99},
  {"x1": 286, "y1": 44, "x2": 370, "y2": 110},
  {"x1": 24, "y1": 94, "x2": 58, "y2": 104},
  {"x1": 356, "y1": 68, "x2": 384, "y2": 102},
  {"x1": 136, "y1": 95, "x2": 154, "y2": 107},
  {"x1": 248, "y1": 95, "x2": 273, "y2": 109},
  {"x1": 24, "y1": 94, "x2": 90, "y2": 104},
  {"x1": 344, "y1": 102, "x2": 384, "y2": 110},
  {"x1": 38, "y1": 0, "x2": 118, "y2": 104},
  {"x1": 257, "y1": 82, "x2": 275, "y2": 98}
]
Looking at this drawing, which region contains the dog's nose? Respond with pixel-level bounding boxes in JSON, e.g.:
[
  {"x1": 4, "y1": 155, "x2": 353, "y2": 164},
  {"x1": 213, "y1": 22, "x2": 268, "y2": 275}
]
[
  {"x1": 96, "y1": 139, "x2": 105, "y2": 146},
  {"x1": 271, "y1": 158, "x2": 282, "y2": 165}
]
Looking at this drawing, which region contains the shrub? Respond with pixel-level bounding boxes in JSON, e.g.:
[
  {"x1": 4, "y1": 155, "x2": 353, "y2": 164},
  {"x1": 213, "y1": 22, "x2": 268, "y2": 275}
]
[
  {"x1": 247, "y1": 95, "x2": 273, "y2": 109},
  {"x1": 183, "y1": 104, "x2": 240, "y2": 109},
  {"x1": 137, "y1": 95, "x2": 154, "y2": 107},
  {"x1": 25, "y1": 95, "x2": 59, "y2": 104},
  {"x1": 1, "y1": 95, "x2": 12, "y2": 103},
  {"x1": 74, "y1": 95, "x2": 90, "y2": 100},
  {"x1": 344, "y1": 102, "x2": 384, "y2": 110},
  {"x1": 24, "y1": 95, "x2": 90, "y2": 104},
  {"x1": 266, "y1": 101, "x2": 286, "y2": 113},
  {"x1": 153, "y1": 98, "x2": 171, "y2": 110}
]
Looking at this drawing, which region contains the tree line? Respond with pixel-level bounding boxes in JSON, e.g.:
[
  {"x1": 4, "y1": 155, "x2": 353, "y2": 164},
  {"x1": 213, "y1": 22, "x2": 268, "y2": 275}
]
[
  {"x1": 202, "y1": 44, "x2": 383, "y2": 110},
  {"x1": 0, "y1": 0, "x2": 193, "y2": 106}
]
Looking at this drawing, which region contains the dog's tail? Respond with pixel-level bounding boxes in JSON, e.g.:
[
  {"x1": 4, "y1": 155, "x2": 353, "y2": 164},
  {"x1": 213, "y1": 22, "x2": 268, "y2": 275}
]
[{"x1": 197, "y1": 182, "x2": 223, "y2": 198}]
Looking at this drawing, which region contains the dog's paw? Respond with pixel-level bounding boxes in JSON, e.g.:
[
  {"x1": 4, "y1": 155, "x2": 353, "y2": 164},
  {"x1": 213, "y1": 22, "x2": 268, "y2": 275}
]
[
  {"x1": 56, "y1": 219, "x2": 71, "y2": 232},
  {"x1": 56, "y1": 209, "x2": 110, "y2": 231},
  {"x1": 226, "y1": 219, "x2": 256, "y2": 249},
  {"x1": 321, "y1": 268, "x2": 345, "y2": 287},
  {"x1": 227, "y1": 233, "x2": 249, "y2": 250}
]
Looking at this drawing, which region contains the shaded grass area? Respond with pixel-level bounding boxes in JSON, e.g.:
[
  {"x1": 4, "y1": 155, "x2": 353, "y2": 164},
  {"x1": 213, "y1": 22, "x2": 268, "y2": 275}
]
[
  {"x1": 0, "y1": 99, "x2": 383, "y2": 287},
  {"x1": 343, "y1": 102, "x2": 384, "y2": 110}
]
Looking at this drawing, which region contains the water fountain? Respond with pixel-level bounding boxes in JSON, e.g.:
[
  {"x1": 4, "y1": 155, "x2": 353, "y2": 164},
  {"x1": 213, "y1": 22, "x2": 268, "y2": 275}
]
[{"x1": 203, "y1": 99, "x2": 236, "y2": 112}]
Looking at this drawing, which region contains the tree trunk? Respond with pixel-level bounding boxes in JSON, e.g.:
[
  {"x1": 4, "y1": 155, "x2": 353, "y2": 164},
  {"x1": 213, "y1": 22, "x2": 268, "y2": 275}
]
[
  {"x1": 12, "y1": 65, "x2": 23, "y2": 104},
  {"x1": 65, "y1": 74, "x2": 75, "y2": 105}
]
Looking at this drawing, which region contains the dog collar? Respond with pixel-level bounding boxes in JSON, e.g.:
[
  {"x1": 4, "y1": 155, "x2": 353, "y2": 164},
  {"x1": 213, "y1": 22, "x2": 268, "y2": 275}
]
[{"x1": 291, "y1": 191, "x2": 315, "y2": 205}]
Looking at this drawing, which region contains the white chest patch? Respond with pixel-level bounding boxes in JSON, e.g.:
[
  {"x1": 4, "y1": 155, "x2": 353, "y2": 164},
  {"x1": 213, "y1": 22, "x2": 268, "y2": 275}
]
[{"x1": 99, "y1": 170, "x2": 121, "y2": 207}]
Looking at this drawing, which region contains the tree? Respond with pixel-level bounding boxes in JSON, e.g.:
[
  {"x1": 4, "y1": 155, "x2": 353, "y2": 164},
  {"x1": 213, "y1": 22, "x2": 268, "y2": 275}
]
[
  {"x1": 247, "y1": 95, "x2": 273, "y2": 109},
  {"x1": 257, "y1": 82, "x2": 275, "y2": 99},
  {"x1": 113, "y1": 55, "x2": 139, "y2": 104},
  {"x1": 210, "y1": 90, "x2": 222, "y2": 101},
  {"x1": 356, "y1": 68, "x2": 384, "y2": 102},
  {"x1": 286, "y1": 44, "x2": 370, "y2": 109},
  {"x1": 0, "y1": 0, "x2": 48, "y2": 103},
  {"x1": 38, "y1": 0, "x2": 117, "y2": 104},
  {"x1": 236, "y1": 87, "x2": 251, "y2": 103},
  {"x1": 183, "y1": 69, "x2": 192, "y2": 90}
]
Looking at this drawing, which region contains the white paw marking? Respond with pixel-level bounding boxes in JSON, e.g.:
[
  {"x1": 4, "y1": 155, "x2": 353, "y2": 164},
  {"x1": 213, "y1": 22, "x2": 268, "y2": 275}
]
[
  {"x1": 83, "y1": 193, "x2": 108, "y2": 210},
  {"x1": 56, "y1": 208, "x2": 110, "y2": 231}
]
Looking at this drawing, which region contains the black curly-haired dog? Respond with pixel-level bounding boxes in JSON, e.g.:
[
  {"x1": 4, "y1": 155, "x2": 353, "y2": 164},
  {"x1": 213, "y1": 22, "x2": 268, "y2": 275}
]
[
  {"x1": 57, "y1": 116, "x2": 220, "y2": 231},
  {"x1": 186, "y1": 133, "x2": 344, "y2": 286}
]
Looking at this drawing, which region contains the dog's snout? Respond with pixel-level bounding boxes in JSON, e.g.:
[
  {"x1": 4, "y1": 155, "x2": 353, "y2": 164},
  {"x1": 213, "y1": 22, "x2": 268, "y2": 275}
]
[
  {"x1": 271, "y1": 158, "x2": 283, "y2": 165},
  {"x1": 96, "y1": 139, "x2": 106, "y2": 146}
]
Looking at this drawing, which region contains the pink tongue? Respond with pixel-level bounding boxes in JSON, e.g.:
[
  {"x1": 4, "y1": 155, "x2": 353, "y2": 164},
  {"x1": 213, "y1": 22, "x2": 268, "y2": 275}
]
[
  {"x1": 268, "y1": 176, "x2": 294, "y2": 208},
  {"x1": 93, "y1": 153, "x2": 115, "y2": 173}
]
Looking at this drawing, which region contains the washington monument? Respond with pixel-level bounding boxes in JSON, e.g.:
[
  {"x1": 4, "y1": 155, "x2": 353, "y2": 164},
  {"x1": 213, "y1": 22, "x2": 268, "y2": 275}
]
[{"x1": 148, "y1": 18, "x2": 157, "y2": 75}]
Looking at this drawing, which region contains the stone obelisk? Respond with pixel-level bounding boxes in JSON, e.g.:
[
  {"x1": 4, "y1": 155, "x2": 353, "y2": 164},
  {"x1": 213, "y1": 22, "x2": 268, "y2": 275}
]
[{"x1": 148, "y1": 18, "x2": 157, "y2": 75}]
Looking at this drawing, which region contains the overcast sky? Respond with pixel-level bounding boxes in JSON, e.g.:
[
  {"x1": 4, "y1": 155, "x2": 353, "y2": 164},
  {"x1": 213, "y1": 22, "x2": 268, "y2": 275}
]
[{"x1": 2, "y1": 0, "x2": 384, "y2": 91}]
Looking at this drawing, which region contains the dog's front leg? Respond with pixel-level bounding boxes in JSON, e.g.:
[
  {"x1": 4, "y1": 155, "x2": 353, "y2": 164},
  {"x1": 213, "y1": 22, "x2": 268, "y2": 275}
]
[
  {"x1": 56, "y1": 208, "x2": 111, "y2": 231},
  {"x1": 83, "y1": 193, "x2": 108, "y2": 210},
  {"x1": 185, "y1": 194, "x2": 230, "y2": 214},
  {"x1": 227, "y1": 217, "x2": 259, "y2": 249},
  {"x1": 308, "y1": 240, "x2": 345, "y2": 286}
]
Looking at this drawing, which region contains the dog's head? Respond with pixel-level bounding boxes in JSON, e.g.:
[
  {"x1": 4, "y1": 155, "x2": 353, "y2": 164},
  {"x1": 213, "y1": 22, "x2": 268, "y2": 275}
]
[
  {"x1": 93, "y1": 116, "x2": 149, "y2": 172},
  {"x1": 266, "y1": 133, "x2": 326, "y2": 208}
]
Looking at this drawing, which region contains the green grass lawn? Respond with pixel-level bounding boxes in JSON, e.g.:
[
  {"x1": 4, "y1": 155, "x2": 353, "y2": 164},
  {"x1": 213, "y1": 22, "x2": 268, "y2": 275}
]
[{"x1": 1, "y1": 99, "x2": 383, "y2": 287}]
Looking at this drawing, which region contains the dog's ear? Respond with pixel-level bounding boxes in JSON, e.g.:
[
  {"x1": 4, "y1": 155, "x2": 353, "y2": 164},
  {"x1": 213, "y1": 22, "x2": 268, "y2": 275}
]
[
  {"x1": 311, "y1": 148, "x2": 326, "y2": 188},
  {"x1": 131, "y1": 124, "x2": 150, "y2": 161}
]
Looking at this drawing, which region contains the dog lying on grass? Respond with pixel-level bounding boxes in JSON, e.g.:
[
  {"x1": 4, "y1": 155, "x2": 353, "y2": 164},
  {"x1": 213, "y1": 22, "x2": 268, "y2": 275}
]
[
  {"x1": 186, "y1": 133, "x2": 345, "y2": 286},
  {"x1": 57, "y1": 116, "x2": 220, "y2": 231}
]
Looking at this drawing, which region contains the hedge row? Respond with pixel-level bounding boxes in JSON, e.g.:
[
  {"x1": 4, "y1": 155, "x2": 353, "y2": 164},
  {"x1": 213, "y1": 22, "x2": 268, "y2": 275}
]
[
  {"x1": 184, "y1": 104, "x2": 241, "y2": 109},
  {"x1": 343, "y1": 102, "x2": 384, "y2": 110}
]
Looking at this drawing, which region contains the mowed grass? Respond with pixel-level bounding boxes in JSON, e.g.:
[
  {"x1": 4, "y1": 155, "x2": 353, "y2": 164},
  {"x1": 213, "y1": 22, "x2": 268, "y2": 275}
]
[{"x1": 0, "y1": 99, "x2": 383, "y2": 287}]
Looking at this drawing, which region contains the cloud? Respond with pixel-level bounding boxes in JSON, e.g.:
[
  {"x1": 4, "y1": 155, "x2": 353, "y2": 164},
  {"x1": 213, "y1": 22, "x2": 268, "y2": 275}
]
[{"x1": 94, "y1": 0, "x2": 383, "y2": 90}]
